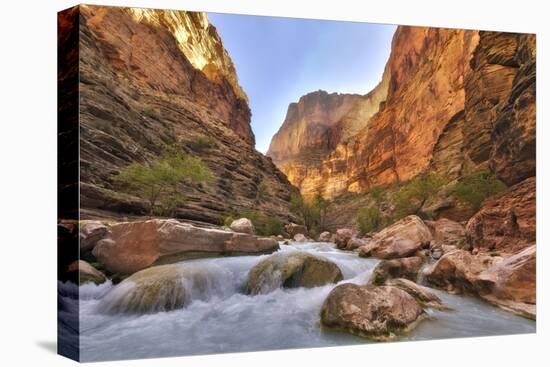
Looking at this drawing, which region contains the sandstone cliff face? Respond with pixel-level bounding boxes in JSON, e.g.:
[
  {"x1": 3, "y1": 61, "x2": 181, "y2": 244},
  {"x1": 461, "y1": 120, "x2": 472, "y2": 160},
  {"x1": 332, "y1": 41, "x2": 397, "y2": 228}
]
[
  {"x1": 269, "y1": 26, "x2": 535, "y2": 200},
  {"x1": 70, "y1": 5, "x2": 298, "y2": 223},
  {"x1": 267, "y1": 70, "x2": 390, "y2": 197}
]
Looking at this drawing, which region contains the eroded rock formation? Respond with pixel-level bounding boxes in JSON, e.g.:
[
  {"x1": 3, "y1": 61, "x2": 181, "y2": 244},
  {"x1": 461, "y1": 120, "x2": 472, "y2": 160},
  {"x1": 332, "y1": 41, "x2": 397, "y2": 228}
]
[
  {"x1": 268, "y1": 27, "x2": 535, "y2": 201},
  {"x1": 60, "y1": 5, "x2": 299, "y2": 223}
]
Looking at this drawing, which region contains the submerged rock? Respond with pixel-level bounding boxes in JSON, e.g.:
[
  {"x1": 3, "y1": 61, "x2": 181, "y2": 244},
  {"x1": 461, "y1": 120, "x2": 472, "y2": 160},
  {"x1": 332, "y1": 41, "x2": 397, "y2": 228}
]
[
  {"x1": 320, "y1": 284, "x2": 424, "y2": 340},
  {"x1": 246, "y1": 252, "x2": 343, "y2": 295},
  {"x1": 229, "y1": 218, "x2": 255, "y2": 234},
  {"x1": 368, "y1": 256, "x2": 424, "y2": 285},
  {"x1": 92, "y1": 219, "x2": 279, "y2": 275},
  {"x1": 386, "y1": 278, "x2": 448, "y2": 310}
]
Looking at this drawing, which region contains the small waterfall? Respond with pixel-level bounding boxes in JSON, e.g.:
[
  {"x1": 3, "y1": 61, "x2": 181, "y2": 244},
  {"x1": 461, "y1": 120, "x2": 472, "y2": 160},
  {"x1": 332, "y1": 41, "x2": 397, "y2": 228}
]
[{"x1": 97, "y1": 262, "x2": 242, "y2": 314}]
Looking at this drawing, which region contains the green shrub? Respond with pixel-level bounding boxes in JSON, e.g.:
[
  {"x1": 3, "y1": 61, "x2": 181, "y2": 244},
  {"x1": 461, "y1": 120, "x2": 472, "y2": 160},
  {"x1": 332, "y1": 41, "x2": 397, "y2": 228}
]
[
  {"x1": 114, "y1": 146, "x2": 213, "y2": 216},
  {"x1": 289, "y1": 193, "x2": 331, "y2": 235},
  {"x1": 184, "y1": 135, "x2": 218, "y2": 152},
  {"x1": 452, "y1": 170, "x2": 506, "y2": 210},
  {"x1": 237, "y1": 209, "x2": 284, "y2": 236},
  {"x1": 357, "y1": 206, "x2": 388, "y2": 235},
  {"x1": 391, "y1": 174, "x2": 445, "y2": 220}
]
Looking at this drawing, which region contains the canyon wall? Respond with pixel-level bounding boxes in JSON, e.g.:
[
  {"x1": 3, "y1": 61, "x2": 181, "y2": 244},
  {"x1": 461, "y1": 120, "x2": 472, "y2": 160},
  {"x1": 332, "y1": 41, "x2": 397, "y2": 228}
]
[
  {"x1": 268, "y1": 26, "x2": 535, "y2": 199},
  {"x1": 68, "y1": 5, "x2": 299, "y2": 223}
]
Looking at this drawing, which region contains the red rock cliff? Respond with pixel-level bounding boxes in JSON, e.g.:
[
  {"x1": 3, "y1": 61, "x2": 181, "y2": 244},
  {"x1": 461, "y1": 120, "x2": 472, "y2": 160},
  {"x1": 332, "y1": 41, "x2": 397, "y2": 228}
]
[
  {"x1": 64, "y1": 5, "x2": 299, "y2": 223},
  {"x1": 268, "y1": 26, "x2": 535, "y2": 198}
]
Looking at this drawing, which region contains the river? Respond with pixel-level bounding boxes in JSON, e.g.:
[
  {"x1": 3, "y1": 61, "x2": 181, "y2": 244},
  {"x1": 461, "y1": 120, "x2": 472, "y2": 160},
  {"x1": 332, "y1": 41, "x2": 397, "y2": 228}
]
[{"x1": 60, "y1": 241, "x2": 535, "y2": 361}]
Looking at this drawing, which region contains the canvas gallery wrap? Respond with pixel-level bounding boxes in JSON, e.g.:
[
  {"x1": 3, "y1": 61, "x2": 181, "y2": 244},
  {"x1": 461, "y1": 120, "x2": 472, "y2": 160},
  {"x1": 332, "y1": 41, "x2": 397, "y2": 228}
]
[{"x1": 57, "y1": 4, "x2": 536, "y2": 362}]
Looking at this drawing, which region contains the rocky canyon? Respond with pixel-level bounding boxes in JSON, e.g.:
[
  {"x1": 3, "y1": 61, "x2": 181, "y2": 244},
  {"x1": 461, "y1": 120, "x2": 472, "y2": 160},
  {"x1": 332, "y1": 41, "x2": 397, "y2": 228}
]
[
  {"x1": 268, "y1": 27, "x2": 535, "y2": 201},
  {"x1": 58, "y1": 6, "x2": 537, "y2": 361},
  {"x1": 62, "y1": 5, "x2": 299, "y2": 224}
]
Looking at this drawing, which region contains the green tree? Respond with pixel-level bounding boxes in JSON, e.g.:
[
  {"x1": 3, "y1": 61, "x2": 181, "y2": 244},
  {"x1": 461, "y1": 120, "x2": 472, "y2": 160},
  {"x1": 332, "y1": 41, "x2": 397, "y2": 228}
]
[
  {"x1": 289, "y1": 193, "x2": 332, "y2": 235},
  {"x1": 357, "y1": 206, "x2": 387, "y2": 235},
  {"x1": 115, "y1": 147, "x2": 213, "y2": 216},
  {"x1": 452, "y1": 170, "x2": 505, "y2": 210},
  {"x1": 391, "y1": 174, "x2": 445, "y2": 219}
]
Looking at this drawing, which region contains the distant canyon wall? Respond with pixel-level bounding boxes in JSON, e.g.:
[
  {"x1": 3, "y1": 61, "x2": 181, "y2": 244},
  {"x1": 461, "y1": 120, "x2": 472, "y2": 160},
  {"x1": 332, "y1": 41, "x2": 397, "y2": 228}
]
[{"x1": 268, "y1": 26, "x2": 535, "y2": 198}]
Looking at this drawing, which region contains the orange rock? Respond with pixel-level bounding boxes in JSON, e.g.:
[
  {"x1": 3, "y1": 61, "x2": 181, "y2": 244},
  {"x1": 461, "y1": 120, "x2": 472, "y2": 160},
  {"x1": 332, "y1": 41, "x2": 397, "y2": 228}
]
[{"x1": 465, "y1": 177, "x2": 535, "y2": 254}]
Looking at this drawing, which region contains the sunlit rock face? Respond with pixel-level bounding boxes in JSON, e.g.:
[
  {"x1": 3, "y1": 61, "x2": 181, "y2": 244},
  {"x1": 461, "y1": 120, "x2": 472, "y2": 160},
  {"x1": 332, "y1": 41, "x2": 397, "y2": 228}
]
[
  {"x1": 71, "y1": 5, "x2": 299, "y2": 223},
  {"x1": 267, "y1": 72, "x2": 390, "y2": 198},
  {"x1": 269, "y1": 26, "x2": 535, "y2": 199},
  {"x1": 126, "y1": 8, "x2": 248, "y2": 103}
]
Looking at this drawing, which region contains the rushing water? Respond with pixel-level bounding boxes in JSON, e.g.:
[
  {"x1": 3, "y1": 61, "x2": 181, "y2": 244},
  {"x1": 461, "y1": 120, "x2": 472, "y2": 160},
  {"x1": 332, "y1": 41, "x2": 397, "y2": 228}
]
[{"x1": 62, "y1": 241, "x2": 535, "y2": 361}]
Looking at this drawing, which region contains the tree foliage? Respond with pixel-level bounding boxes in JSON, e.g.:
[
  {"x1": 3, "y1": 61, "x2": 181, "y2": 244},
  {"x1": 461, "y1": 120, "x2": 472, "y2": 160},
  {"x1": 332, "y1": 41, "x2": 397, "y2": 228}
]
[
  {"x1": 391, "y1": 174, "x2": 445, "y2": 220},
  {"x1": 289, "y1": 193, "x2": 331, "y2": 235},
  {"x1": 115, "y1": 146, "x2": 213, "y2": 216},
  {"x1": 452, "y1": 170, "x2": 505, "y2": 210}
]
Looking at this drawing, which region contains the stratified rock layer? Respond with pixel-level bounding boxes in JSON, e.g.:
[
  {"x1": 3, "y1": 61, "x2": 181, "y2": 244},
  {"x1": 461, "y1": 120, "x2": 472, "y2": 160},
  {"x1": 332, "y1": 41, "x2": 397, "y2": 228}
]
[
  {"x1": 67, "y1": 5, "x2": 299, "y2": 223},
  {"x1": 268, "y1": 27, "x2": 535, "y2": 202}
]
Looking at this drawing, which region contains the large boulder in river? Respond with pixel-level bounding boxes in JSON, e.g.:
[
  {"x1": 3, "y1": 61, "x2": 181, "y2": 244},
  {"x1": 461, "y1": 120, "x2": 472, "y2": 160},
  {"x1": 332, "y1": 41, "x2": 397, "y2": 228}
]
[
  {"x1": 80, "y1": 221, "x2": 110, "y2": 253},
  {"x1": 474, "y1": 245, "x2": 536, "y2": 319},
  {"x1": 465, "y1": 177, "x2": 535, "y2": 254},
  {"x1": 368, "y1": 256, "x2": 424, "y2": 285},
  {"x1": 386, "y1": 278, "x2": 448, "y2": 310},
  {"x1": 98, "y1": 264, "x2": 200, "y2": 314},
  {"x1": 320, "y1": 284, "x2": 424, "y2": 340},
  {"x1": 92, "y1": 219, "x2": 278, "y2": 274},
  {"x1": 334, "y1": 228, "x2": 356, "y2": 249},
  {"x1": 284, "y1": 223, "x2": 308, "y2": 237},
  {"x1": 359, "y1": 216, "x2": 432, "y2": 259},
  {"x1": 230, "y1": 218, "x2": 255, "y2": 234},
  {"x1": 425, "y1": 250, "x2": 499, "y2": 294},
  {"x1": 246, "y1": 252, "x2": 343, "y2": 295},
  {"x1": 67, "y1": 260, "x2": 107, "y2": 285}
]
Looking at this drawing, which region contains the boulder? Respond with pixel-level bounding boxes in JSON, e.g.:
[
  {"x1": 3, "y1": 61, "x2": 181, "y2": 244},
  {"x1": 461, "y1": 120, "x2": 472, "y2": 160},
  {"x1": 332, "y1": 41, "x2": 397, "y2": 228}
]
[
  {"x1": 320, "y1": 284, "x2": 424, "y2": 340},
  {"x1": 97, "y1": 264, "x2": 211, "y2": 314},
  {"x1": 284, "y1": 223, "x2": 308, "y2": 237},
  {"x1": 229, "y1": 218, "x2": 255, "y2": 234},
  {"x1": 425, "y1": 250, "x2": 499, "y2": 294},
  {"x1": 475, "y1": 245, "x2": 536, "y2": 319},
  {"x1": 92, "y1": 219, "x2": 279, "y2": 274},
  {"x1": 294, "y1": 233, "x2": 307, "y2": 242},
  {"x1": 67, "y1": 260, "x2": 107, "y2": 285},
  {"x1": 346, "y1": 237, "x2": 369, "y2": 251},
  {"x1": 318, "y1": 231, "x2": 331, "y2": 242},
  {"x1": 360, "y1": 216, "x2": 432, "y2": 259},
  {"x1": 334, "y1": 228, "x2": 356, "y2": 249},
  {"x1": 428, "y1": 218, "x2": 466, "y2": 248},
  {"x1": 466, "y1": 177, "x2": 535, "y2": 254},
  {"x1": 80, "y1": 221, "x2": 110, "y2": 253},
  {"x1": 386, "y1": 278, "x2": 448, "y2": 310},
  {"x1": 246, "y1": 252, "x2": 343, "y2": 295},
  {"x1": 368, "y1": 256, "x2": 424, "y2": 285}
]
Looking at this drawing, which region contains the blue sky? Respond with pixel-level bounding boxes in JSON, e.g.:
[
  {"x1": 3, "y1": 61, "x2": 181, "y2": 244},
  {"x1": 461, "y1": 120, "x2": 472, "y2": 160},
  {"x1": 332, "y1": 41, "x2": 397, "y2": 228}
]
[{"x1": 208, "y1": 13, "x2": 397, "y2": 153}]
